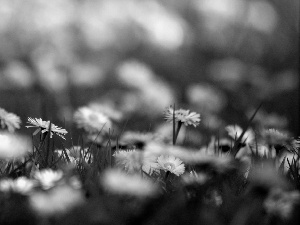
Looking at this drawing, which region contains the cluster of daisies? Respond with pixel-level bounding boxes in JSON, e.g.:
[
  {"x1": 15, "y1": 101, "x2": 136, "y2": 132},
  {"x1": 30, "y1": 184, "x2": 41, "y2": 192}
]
[{"x1": 0, "y1": 105, "x2": 300, "y2": 223}]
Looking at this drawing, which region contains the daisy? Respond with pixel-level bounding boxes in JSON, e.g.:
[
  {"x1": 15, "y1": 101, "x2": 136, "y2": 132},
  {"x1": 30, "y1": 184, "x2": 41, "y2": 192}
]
[
  {"x1": 68, "y1": 146, "x2": 92, "y2": 163},
  {"x1": 26, "y1": 117, "x2": 68, "y2": 139},
  {"x1": 34, "y1": 169, "x2": 63, "y2": 190},
  {"x1": 101, "y1": 169, "x2": 158, "y2": 197},
  {"x1": 29, "y1": 184, "x2": 84, "y2": 216},
  {"x1": 164, "y1": 106, "x2": 200, "y2": 127},
  {"x1": 113, "y1": 150, "x2": 143, "y2": 173},
  {"x1": 0, "y1": 132, "x2": 32, "y2": 159},
  {"x1": 225, "y1": 124, "x2": 254, "y2": 144},
  {"x1": 261, "y1": 128, "x2": 290, "y2": 146},
  {"x1": 0, "y1": 108, "x2": 21, "y2": 133},
  {"x1": 74, "y1": 107, "x2": 112, "y2": 133},
  {"x1": 182, "y1": 170, "x2": 209, "y2": 185},
  {"x1": 0, "y1": 177, "x2": 36, "y2": 195},
  {"x1": 157, "y1": 155, "x2": 185, "y2": 176},
  {"x1": 264, "y1": 188, "x2": 300, "y2": 219}
]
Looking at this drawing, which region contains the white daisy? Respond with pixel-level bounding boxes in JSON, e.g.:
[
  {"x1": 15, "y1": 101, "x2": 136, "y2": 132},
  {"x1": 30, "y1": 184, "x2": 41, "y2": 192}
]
[
  {"x1": 113, "y1": 150, "x2": 142, "y2": 173},
  {"x1": 29, "y1": 184, "x2": 84, "y2": 216},
  {"x1": 0, "y1": 108, "x2": 21, "y2": 133},
  {"x1": 26, "y1": 117, "x2": 68, "y2": 139},
  {"x1": 74, "y1": 107, "x2": 112, "y2": 133},
  {"x1": 0, "y1": 132, "x2": 32, "y2": 159},
  {"x1": 261, "y1": 128, "x2": 290, "y2": 145},
  {"x1": 0, "y1": 177, "x2": 36, "y2": 195},
  {"x1": 101, "y1": 169, "x2": 157, "y2": 197},
  {"x1": 264, "y1": 188, "x2": 300, "y2": 219},
  {"x1": 164, "y1": 106, "x2": 200, "y2": 127},
  {"x1": 157, "y1": 155, "x2": 185, "y2": 176},
  {"x1": 182, "y1": 171, "x2": 209, "y2": 185},
  {"x1": 225, "y1": 124, "x2": 254, "y2": 144},
  {"x1": 34, "y1": 169, "x2": 63, "y2": 190}
]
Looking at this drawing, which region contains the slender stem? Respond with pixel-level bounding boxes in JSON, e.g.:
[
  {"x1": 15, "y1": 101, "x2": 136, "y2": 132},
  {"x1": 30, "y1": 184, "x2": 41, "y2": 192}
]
[
  {"x1": 165, "y1": 171, "x2": 170, "y2": 181},
  {"x1": 172, "y1": 104, "x2": 176, "y2": 145},
  {"x1": 173, "y1": 121, "x2": 182, "y2": 145}
]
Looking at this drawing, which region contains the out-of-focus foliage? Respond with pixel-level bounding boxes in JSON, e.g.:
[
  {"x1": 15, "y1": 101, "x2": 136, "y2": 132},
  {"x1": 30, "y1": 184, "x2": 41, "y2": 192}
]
[{"x1": 0, "y1": 0, "x2": 298, "y2": 141}]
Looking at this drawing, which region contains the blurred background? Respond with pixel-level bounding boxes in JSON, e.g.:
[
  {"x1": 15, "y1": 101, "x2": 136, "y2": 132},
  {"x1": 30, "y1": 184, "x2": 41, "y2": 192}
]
[{"x1": 0, "y1": 0, "x2": 298, "y2": 145}]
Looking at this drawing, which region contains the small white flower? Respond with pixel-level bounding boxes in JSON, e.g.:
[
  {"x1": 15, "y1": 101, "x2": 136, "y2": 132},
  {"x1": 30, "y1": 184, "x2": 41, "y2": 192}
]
[
  {"x1": 113, "y1": 150, "x2": 142, "y2": 173},
  {"x1": 101, "y1": 169, "x2": 157, "y2": 197},
  {"x1": 0, "y1": 108, "x2": 21, "y2": 133},
  {"x1": 182, "y1": 171, "x2": 209, "y2": 185},
  {"x1": 29, "y1": 185, "x2": 84, "y2": 216},
  {"x1": 26, "y1": 117, "x2": 68, "y2": 139},
  {"x1": 225, "y1": 124, "x2": 254, "y2": 144},
  {"x1": 74, "y1": 107, "x2": 112, "y2": 133},
  {"x1": 261, "y1": 128, "x2": 290, "y2": 145},
  {"x1": 34, "y1": 169, "x2": 63, "y2": 190},
  {"x1": 0, "y1": 177, "x2": 36, "y2": 195},
  {"x1": 157, "y1": 155, "x2": 185, "y2": 176},
  {"x1": 164, "y1": 106, "x2": 200, "y2": 127},
  {"x1": 264, "y1": 188, "x2": 300, "y2": 219},
  {"x1": 0, "y1": 132, "x2": 32, "y2": 159}
]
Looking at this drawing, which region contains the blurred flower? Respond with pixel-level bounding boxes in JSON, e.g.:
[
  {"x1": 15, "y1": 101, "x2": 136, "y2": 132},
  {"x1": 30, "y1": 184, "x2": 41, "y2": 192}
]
[
  {"x1": 74, "y1": 107, "x2": 112, "y2": 133},
  {"x1": 225, "y1": 124, "x2": 255, "y2": 144},
  {"x1": 113, "y1": 150, "x2": 142, "y2": 173},
  {"x1": 264, "y1": 188, "x2": 300, "y2": 219},
  {"x1": 26, "y1": 117, "x2": 68, "y2": 139},
  {"x1": 0, "y1": 132, "x2": 32, "y2": 159},
  {"x1": 182, "y1": 171, "x2": 209, "y2": 185},
  {"x1": 89, "y1": 103, "x2": 123, "y2": 122},
  {"x1": 261, "y1": 128, "x2": 290, "y2": 146},
  {"x1": 117, "y1": 60, "x2": 175, "y2": 116},
  {"x1": 0, "y1": 108, "x2": 21, "y2": 133},
  {"x1": 101, "y1": 169, "x2": 157, "y2": 197},
  {"x1": 0, "y1": 177, "x2": 36, "y2": 195},
  {"x1": 157, "y1": 155, "x2": 185, "y2": 176},
  {"x1": 30, "y1": 184, "x2": 84, "y2": 216},
  {"x1": 186, "y1": 84, "x2": 227, "y2": 113},
  {"x1": 56, "y1": 146, "x2": 92, "y2": 164},
  {"x1": 164, "y1": 106, "x2": 200, "y2": 127},
  {"x1": 279, "y1": 152, "x2": 299, "y2": 174},
  {"x1": 249, "y1": 144, "x2": 276, "y2": 158},
  {"x1": 34, "y1": 169, "x2": 63, "y2": 190}
]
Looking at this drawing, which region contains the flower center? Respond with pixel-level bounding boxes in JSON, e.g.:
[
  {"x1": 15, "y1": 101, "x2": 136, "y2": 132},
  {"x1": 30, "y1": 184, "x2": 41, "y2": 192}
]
[
  {"x1": 88, "y1": 114, "x2": 98, "y2": 121},
  {"x1": 164, "y1": 162, "x2": 175, "y2": 171}
]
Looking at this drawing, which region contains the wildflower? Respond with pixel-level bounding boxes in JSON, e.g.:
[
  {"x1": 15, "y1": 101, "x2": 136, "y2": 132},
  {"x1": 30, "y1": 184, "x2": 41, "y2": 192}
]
[
  {"x1": 0, "y1": 108, "x2": 21, "y2": 132},
  {"x1": 34, "y1": 169, "x2": 63, "y2": 190},
  {"x1": 29, "y1": 184, "x2": 84, "y2": 216},
  {"x1": 164, "y1": 106, "x2": 200, "y2": 127},
  {"x1": 225, "y1": 124, "x2": 254, "y2": 144},
  {"x1": 89, "y1": 103, "x2": 123, "y2": 121},
  {"x1": 182, "y1": 171, "x2": 209, "y2": 185},
  {"x1": 261, "y1": 128, "x2": 290, "y2": 146},
  {"x1": 264, "y1": 188, "x2": 300, "y2": 219},
  {"x1": 56, "y1": 146, "x2": 92, "y2": 164},
  {"x1": 74, "y1": 106, "x2": 112, "y2": 133},
  {"x1": 157, "y1": 155, "x2": 185, "y2": 176},
  {"x1": 0, "y1": 132, "x2": 32, "y2": 159},
  {"x1": 113, "y1": 150, "x2": 142, "y2": 173},
  {"x1": 0, "y1": 177, "x2": 36, "y2": 195},
  {"x1": 26, "y1": 117, "x2": 68, "y2": 139},
  {"x1": 101, "y1": 169, "x2": 157, "y2": 197}
]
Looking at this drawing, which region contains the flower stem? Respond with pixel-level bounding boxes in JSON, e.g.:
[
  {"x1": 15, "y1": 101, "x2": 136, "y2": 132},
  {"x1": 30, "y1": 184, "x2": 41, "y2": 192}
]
[
  {"x1": 165, "y1": 171, "x2": 170, "y2": 181},
  {"x1": 173, "y1": 121, "x2": 182, "y2": 145}
]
